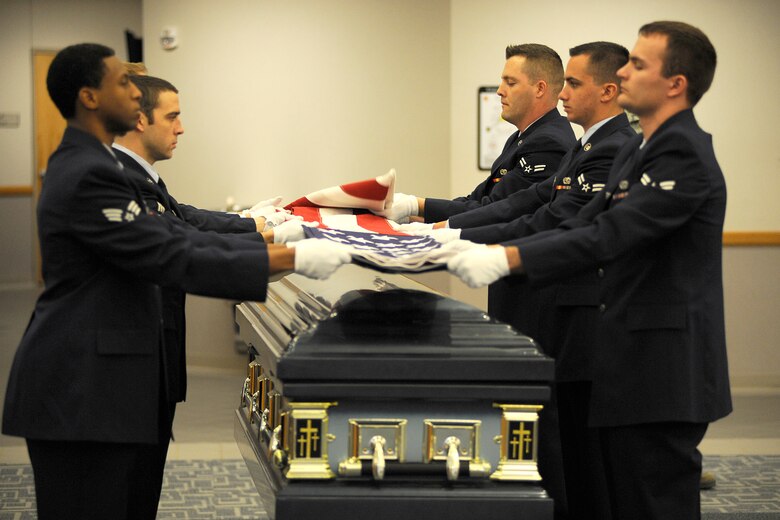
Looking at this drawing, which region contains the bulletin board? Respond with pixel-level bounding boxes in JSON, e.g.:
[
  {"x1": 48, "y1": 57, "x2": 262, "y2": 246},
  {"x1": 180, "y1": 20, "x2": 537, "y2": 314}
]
[{"x1": 477, "y1": 86, "x2": 516, "y2": 170}]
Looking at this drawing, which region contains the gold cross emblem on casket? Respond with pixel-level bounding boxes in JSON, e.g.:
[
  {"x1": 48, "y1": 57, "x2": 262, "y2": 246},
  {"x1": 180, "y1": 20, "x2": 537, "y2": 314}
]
[
  {"x1": 509, "y1": 422, "x2": 533, "y2": 460},
  {"x1": 297, "y1": 419, "x2": 321, "y2": 458}
]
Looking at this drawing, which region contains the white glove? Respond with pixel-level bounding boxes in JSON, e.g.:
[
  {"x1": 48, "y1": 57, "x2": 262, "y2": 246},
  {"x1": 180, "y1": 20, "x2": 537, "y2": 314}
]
[
  {"x1": 250, "y1": 196, "x2": 283, "y2": 211},
  {"x1": 447, "y1": 247, "x2": 510, "y2": 288},
  {"x1": 263, "y1": 211, "x2": 298, "y2": 230},
  {"x1": 396, "y1": 222, "x2": 435, "y2": 234},
  {"x1": 426, "y1": 228, "x2": 461, "y2": 244},
  {"x1": 439, "y1": 239, "x2": 487, "y2": 254},
  {"x1": 245, "y1": 204, "x2": 283, "y2": 219},
  {"x1": 425, "y1": 239, "x2": 486, "y2": 263},
  {"x1": 293, "y1": 239, "x2": 353, "y2": 280},
  {"x1": 272, "y1": 219, "x2": 317, "y2": 244},
  {"x1": 374, "y1": 193, "x2": 419, "y2": 223}
]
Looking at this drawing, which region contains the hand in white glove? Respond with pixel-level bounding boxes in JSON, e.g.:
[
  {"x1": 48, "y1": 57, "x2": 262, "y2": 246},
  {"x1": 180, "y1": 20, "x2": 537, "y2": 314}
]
[
  {"x1": 263, "y1": 211, "x2": 299, "y2": 230},
  {"x1": 396, "y1": 222, "x2": 435, "y2": 234},
  {"x1": 272, "y1": 219, "x2": 317, "y2": 244},
  {"x1": 447, "y1": 246, "x2": 510, "y2": 288},
  {"x1": 439, "y1": 239, "x2": 487, "y2": 254},
  {"x1": 293, "y1": 239, "x2": 353, "y2": 280},
  {"x1": 374, "y1": 193, "x2": 419, "y2": 223},
  {"x1": 250, "y1": 196, "x2": 283, "y2": 211},
  {"x1": 426, "y1": 228, "x2": 461, "y2": 244},
  {"x1": 425, "y1": 239, "x2": 486, "y2": 263}
]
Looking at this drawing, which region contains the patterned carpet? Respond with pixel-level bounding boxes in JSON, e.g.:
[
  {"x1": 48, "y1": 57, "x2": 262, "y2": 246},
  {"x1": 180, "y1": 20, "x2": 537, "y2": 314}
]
[{"x1": 1, "y1": 456, "x2": 779, "y2": 519}]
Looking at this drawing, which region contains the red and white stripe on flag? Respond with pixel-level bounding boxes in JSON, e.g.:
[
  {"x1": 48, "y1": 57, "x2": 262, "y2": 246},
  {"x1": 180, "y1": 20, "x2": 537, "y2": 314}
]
[
  {"x1": 291, "y1": 207, "x2": 405, "y2": 236},
  {"x1": 283, "y1": 169, "x2": 395, "y2": 212}
]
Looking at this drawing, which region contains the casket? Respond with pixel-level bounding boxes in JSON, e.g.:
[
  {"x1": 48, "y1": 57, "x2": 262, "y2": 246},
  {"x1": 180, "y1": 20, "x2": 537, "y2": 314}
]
[{"x1": 234, "y1": 265, "x2": 554, "y2": 519}]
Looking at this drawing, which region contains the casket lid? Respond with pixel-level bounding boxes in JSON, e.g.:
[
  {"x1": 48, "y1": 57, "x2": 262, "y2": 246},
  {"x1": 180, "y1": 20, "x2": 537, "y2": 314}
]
[
  {"x1": 246, "y1": 267, "x2": 552, "y2": 384},
  {"x1": 280, "y1": 289, "x2": 549, "y2": 382}
]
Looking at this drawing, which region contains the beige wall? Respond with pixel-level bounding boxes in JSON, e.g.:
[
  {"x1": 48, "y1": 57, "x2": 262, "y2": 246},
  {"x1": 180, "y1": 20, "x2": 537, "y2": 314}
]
[{"x1": 141, "y1": 0, "x2": 450, "y2": 212}]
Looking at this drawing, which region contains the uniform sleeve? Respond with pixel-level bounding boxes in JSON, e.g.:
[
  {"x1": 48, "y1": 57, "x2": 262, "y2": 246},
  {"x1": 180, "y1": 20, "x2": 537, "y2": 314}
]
[
  {"x1": 463, "y1": 144, "x2": 619, "y2": 243},
  {"x1": 424, "y1": 134, "x2": 569, "y2": 222},
  {"x1": 175, "y1": 202, "x2": 258, "y2": 233},
  {"x1": 70, "y1": 163, "x2": 269, "y2": 301},
  {"x1": 449, "y1": 176, "x2": 555, "y2": 229},
  {"x1": 512, "y1": 130, "x2": 714, "y2": 286}
]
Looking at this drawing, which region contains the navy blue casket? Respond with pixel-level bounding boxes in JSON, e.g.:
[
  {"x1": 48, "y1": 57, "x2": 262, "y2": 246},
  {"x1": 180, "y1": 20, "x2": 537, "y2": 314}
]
[{"x1": 234, "y1": 265, "x2": 554, "y2": 519}]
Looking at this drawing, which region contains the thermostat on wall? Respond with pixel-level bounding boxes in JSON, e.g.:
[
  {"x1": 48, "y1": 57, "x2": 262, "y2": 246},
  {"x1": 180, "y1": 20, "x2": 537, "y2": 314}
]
[{"x1": 160, "y1": 27, "x2": 178, "y2": 51}]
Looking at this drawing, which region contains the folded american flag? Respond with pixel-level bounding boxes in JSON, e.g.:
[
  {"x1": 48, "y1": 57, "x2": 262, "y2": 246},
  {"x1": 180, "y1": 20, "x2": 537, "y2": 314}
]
[
  {"x1": 284, "y1": 169, "x2": 396, "y2": 212},
  {"x1": 286, "y1": 169, "x2": 462, "y2": 272},
  {"x1": 303, "y1": 226, "x2": 446, "y2": 272}
]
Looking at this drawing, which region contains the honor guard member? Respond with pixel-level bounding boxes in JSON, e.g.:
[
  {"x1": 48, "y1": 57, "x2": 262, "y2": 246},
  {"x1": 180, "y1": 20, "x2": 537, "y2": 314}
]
[
  {"x1": 2, "y1": 43, "x2": 351, "y2": 520},
  {"x1": 376, "y1": 44, "x2": 575, "y2": 224},
  {"x1": 448, "y1": 22, "x2": 732, "y2": 519},
  {"x1": 112, "y1": 73, "x2": 279, "y2": 493},
  {"x1": 424, "y1": 41, "x2": 634, "y2": 519}
]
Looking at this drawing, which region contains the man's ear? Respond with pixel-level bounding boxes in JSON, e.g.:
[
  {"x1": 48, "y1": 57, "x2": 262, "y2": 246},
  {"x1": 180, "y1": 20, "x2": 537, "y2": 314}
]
[
  {"x1": 135, "y1": 113, "x2": 148, "y2": 133},
  {"x1": 535, "y1": 79, "x2": 548, "y2": 98},
  {"x1": 78, "y1": 87, "x2": 99, "y2": 111},
  {"x1": 668, "y1": 74, "x2": 688, "y2": 101},
  {"x1": 601, "y1": 83, "x2": 618, "y2": 102}
]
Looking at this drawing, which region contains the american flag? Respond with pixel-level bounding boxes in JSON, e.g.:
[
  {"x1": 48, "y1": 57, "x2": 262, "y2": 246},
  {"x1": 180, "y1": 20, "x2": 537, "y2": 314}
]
[
  {"x1": 303, "y1": 226, "x2": 446, "y2": 273},
  {"x1": 284, "y1": 169, "x2": 395, "y2": 212}
]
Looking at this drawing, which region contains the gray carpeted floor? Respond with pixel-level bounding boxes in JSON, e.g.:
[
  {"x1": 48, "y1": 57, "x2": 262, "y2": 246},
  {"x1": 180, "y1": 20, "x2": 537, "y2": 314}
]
[{"x1": 2, "y1": 455, "x2": 779, "y2": 519}]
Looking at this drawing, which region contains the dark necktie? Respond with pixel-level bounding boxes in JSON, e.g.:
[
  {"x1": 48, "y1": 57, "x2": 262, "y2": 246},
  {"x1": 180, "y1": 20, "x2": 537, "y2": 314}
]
[{"x1": 156, "y1": 177, "x2": 181, "y2": 219}]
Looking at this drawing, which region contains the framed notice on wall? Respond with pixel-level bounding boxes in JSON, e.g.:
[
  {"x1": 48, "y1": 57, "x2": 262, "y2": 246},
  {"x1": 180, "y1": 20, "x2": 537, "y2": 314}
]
[{"x1": 478, "y1": 86, "x2": 516, "y2": 170}]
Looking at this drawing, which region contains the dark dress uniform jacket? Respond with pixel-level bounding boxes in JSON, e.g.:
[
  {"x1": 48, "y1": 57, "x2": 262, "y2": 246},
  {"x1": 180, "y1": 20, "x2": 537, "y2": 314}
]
[
  {"x1": 457, "y1": 115, "x2": 635, "y2": 382},
  {"x1": 457, "y1": 113, "x2": 635, "y2": 244},
  {"x1": 2, "y1": 127, "x2": 270, "y2": 444},
  {"x1": 115, "y1": 149, "x2": 262, "y2": 403},
  {"x1": 424, "y1": 108, "x2": 575, "y2": 222},
  {"x1": 510, "y1": 110, "x2": 732, "y2": 427}
]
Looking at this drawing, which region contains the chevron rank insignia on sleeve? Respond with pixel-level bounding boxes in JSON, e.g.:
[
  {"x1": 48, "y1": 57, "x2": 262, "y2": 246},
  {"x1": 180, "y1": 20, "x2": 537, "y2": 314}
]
[
  {"x1": 102, "y1": 200, "x2": 142, "y2": 222},
  {"x1": 518, "y1": 157, "x2": 546, "y2": 174},
  {"x1": 640, "y1": 173, "x2": 676, "y2": 191},
  {"x1": 577, "y1": 173, "x2": 604, "y2": 193}
]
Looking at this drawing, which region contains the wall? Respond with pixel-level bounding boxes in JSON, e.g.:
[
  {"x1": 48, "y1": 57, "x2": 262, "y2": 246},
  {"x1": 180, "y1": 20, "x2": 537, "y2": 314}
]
[
  {"x1": 0, "y1": 0, "x2": 142, "y2": 284},
  {"x1": 142, "y1": 0, "x2": 450, "y2": 211}
]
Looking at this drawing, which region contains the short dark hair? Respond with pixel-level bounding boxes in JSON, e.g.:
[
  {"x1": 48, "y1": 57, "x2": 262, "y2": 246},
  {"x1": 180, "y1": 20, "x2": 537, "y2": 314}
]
[
  {"x1": 505, "y1": 43, "x2": 564, "y2": 95},
  {"x1": 129, "y1": 75, "x2": 179, "y2": 123},
  {"x1": 47, "y1": 43, "x2": 114, "y2": 119},
  {"x1": 569, "y1": 41, "x2": 629, "y2": 85},
  {"x1": 639, "y1": 21, "x2": 716, "y2": 106}
]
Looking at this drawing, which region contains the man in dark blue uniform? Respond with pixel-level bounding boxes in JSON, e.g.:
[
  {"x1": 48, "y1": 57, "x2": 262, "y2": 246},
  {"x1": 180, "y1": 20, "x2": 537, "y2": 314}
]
[
  {"x1": 449, "y1": 22, "x2": 732, "y2": 519},
  {"x1": 2, "y1": 43, "x2": 351, "y2": 520},
  {"x1": 438, "y1": 42, "x2": 635, "y2": 519},
  {"x1": 377, "y1": 44, "x2": 575, "y2": 223},
  {"x1": 113, "y1": 73, "x2": 273, "y2": 405}
]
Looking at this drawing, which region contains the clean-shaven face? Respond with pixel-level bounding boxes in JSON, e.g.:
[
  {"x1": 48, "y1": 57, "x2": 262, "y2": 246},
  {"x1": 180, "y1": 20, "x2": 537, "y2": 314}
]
[
  {"x1": 558, "y1": 54, "x2": 603, "y2": 129},
  {"x1": 98, "y1": 56, "x2": 142, "y2": 134},
  {"x1": 142, "y1": 90, "x2": 184, "y2": 163},
  {"x1": 497, "y1": 55, "x2": 536, "y2": 129},
  {"x1": 617, "y1": 34, "x2": 671, "y2": 117}
]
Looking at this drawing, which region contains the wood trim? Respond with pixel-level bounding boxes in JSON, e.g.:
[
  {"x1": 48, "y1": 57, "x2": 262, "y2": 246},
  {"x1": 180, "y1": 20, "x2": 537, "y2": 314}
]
[
  {"x1": 0, "y1": 186, "x2": 34, "y2": 197},
  {"x1": 723, "y1": 232, "x2": 780, "y2": 246}
]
